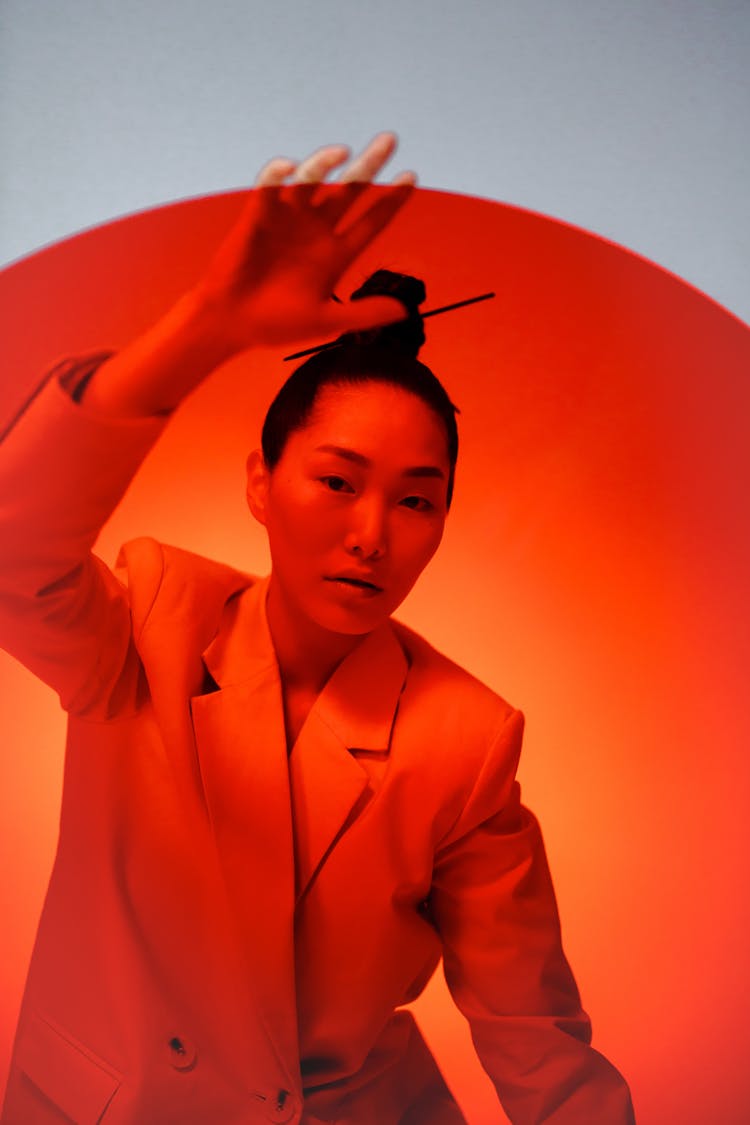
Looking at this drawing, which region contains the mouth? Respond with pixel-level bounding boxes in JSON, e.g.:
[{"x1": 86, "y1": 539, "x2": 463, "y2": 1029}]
[{"x1": 324, "y1": 575, "x2": 384, "y2": 594}]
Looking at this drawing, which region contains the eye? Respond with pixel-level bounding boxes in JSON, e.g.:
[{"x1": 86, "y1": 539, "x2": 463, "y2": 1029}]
[
  {"x1": 400, "y1": 495, "x2": 434, "y2": 512},
  {"x1": 320, "y1": 475, "x2": 354, "y2": 494}
]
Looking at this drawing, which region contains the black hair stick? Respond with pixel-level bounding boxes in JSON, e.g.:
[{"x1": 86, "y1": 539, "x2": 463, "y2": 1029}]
[{"x1": 283, "y1": 291, "x2": 495, "y2": 361}]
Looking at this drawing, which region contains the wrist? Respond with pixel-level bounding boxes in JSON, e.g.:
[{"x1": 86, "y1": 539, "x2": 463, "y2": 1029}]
[
  {"x1": 166, "y1": 288, "x2": 243, "y2": 368},
  {"x1": 81, "y1": 293, "x2": 243, "y2": 419}
]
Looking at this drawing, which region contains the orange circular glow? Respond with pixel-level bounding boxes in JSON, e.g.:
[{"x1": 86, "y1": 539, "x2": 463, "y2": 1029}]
[{"x1": 1, "y1": 188, "x2": 748, "y2": 1123}]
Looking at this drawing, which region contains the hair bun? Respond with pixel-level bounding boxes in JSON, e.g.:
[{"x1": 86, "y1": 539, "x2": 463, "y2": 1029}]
[{"x1": 346, "y1": 269, "x2": 426, "y2": 357}]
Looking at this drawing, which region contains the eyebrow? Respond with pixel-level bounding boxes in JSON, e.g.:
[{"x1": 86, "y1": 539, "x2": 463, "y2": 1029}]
[{"x1": 314, "y1": 444, "x2": 446, "y2": 480}]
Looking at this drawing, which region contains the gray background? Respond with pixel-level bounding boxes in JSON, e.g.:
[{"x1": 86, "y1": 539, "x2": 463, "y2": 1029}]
[
  {"x1": 1, "y1": 0, "x2": 748, "y2": 324},
  {"x1": 1, "y1": 3, "x2": 749, "y2": 1123}
]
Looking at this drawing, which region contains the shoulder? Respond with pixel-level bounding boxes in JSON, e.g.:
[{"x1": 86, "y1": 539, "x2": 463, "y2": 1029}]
[
  {"x1": 387, "y1": 620, "x2": 524, "y2": 836},
  {"x1": 390, "y1": 617, "x2": 520, "y2": 738},
  {"x1": 114, "y1": 537, "x2": 254, "y2": 641}
]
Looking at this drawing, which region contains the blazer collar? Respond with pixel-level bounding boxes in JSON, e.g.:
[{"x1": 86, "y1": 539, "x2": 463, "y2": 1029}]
[
  {"x1": 192, "y1": 575, "x2": 410, "y2": 1065},
  {"x1": 201, "y1": 574, "x2": 276, "y2": 687},
  {"x1": 286, "y1": 623, "x2": 409, "y2": 902},
  {"x1": 201, "y1": 574, "x2": 409, "y2": 754}
]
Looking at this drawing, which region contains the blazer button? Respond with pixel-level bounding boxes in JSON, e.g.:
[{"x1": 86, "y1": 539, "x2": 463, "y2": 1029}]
[
  {"x1": 165, "y1": 1035, "x2": 197, "y2": 1071},
  {"x1": 267, "y1": 1088, "x2": 296, "y2": 1122}
]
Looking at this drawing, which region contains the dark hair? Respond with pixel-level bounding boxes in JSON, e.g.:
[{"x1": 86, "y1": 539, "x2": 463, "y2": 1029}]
[{"x1": 261, "y1": 270, "x2": 460, "y2": 507}]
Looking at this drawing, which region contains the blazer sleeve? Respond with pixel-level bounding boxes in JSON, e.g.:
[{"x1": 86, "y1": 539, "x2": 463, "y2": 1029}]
[
  {"x1": 430, "y1": 710, "x2": 636, "y2": 1124},
  {"x1": 0, "y1": 357, "x2": 167, "y2": 718}
]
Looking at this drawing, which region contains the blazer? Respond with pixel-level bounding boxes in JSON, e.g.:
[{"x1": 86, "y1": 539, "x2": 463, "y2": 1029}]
[{"x1": 0, "y1": 360, "x2": 635, "y2": 1124}]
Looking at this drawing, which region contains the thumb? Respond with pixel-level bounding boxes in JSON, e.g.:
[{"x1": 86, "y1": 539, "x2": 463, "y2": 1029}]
[{"x1": 324, "y1": 295, "x2": 408, "y2": 336}]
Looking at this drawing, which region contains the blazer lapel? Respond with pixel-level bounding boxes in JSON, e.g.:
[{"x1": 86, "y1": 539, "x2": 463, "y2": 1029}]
[
  {"x1": 190, "y1": 577, "x2": 299, "y2": 1073},
  {"x1": 190, "y1": 580, "x2": 409, "y2": 1059},
  {"x1": 289, "y1": 622, "x2": 408, "y2": 901}
]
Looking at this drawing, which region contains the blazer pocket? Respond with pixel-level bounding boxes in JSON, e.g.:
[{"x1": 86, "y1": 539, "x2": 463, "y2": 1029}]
[{"x1": 15, "y1": 1012, "x2": 122, "y2": 1124}]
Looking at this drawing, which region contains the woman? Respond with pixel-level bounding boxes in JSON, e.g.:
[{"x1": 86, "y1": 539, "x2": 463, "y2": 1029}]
[{"x1": 0, "y1": 134, "x2": 635, "y2": 1123}]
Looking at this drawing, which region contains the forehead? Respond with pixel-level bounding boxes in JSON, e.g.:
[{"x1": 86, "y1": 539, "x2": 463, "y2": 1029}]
[{"x1": 290, "y1": 381, "x2": 450, "y2": 464}]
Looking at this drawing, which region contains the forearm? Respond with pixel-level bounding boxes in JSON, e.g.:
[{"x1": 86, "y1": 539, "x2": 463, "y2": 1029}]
[
  {"x1": 432, "y1": 762, "x2": 635, "y2": 1124},
  {"x1": 469, "y1": 1015, "x2": 635, "y2": 1124},
  {"x1": 81, "y1": 289, "x2": 238, "y2": 418}
]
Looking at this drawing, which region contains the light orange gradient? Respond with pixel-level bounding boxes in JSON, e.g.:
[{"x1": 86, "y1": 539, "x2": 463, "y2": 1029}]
[{"x1": 1, "y1": 189, "x2": 748, "y2": 1123}]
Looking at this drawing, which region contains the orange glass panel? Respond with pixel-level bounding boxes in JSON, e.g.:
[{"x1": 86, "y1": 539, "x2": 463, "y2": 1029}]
[{"x1": 1, "y1": 189, "x2": 748, "y2": 1123}]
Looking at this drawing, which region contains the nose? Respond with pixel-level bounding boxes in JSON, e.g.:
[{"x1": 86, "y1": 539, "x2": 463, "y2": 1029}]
[{"x1": 344, "y1": 498, "x2": 388, "y2": 561}]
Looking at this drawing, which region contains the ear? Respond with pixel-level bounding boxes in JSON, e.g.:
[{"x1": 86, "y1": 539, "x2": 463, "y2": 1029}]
[{"x1": 245, "y1": 448, "x2": 270, "y2": 526}]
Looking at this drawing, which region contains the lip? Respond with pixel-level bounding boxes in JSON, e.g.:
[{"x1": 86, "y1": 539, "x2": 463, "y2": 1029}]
[{"x1": 324, "y1": 572, "x2": 384, "y2": 594}]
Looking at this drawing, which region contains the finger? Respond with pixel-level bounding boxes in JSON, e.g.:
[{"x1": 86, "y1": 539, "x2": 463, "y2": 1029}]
[
  {"x1": 313, "y1": 181, "x2": 369, "y2": 226},
  {"x1": 322, "y1": 294, "x2": 408, "y2": 337},
  {"x1": 254, "y1": 157, "x2": 297, "y2": 187},
  {"x1": 282, "y1": 181, "x2": 322, "y2": 215},
  {"x1": 391, "y1": 170, "x2": 418, "y2": 187},
  {"x1": 294, "y1": 144, "x2": 351, "y2": 184},
  {"x1": 316, "y1": 166, "x2": 416, "y2": 228},
  {"x1": 338, "y1": 131, "x2": 398, "y2": 184},
  {"x1": 339, "y1": 182, "x2": 415, "y2": 258}
]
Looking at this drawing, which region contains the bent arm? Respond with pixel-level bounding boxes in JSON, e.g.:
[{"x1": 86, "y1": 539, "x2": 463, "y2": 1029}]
[
  {"x1": 0, "y1": 135, "x2": 414, "y2": 712},
  {"x1": 0, "y1": 357, "x2": 166, "y2": 716},
  {"x1": 431, "y1": 715, "x2": 636, "y2": 1124}
]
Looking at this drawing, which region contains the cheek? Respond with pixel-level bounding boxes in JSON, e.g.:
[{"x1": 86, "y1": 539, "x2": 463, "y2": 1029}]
[
  {"x1": 266, "y1": 487, "x2": 343, "y2": 555},
  {"x1": 394, "y1": 518, "x2": 445, "y2": 577}
]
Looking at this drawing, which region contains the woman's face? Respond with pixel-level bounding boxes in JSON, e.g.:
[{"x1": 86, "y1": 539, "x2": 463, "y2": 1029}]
[{"x1": 247, "y1": 381, "x2": 451, "y2": 637}]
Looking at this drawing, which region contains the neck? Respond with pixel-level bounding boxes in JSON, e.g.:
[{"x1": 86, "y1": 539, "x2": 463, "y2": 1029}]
[{"x1": 265, "y1": 577, "x2": 365, "y2": 695}]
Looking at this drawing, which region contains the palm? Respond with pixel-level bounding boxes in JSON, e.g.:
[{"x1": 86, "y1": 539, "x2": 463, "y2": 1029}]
[{"x1": 196, "y1": 135, "x2": 415, "y2": 351}]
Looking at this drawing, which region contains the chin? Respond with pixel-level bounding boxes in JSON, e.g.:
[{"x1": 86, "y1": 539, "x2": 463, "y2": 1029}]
[
  {"x1": 313, "y1": 604, "x2": 391, "y2": 637},
  {"x1": 309, "y1": 589, "x2": 399, "y2": 637}
]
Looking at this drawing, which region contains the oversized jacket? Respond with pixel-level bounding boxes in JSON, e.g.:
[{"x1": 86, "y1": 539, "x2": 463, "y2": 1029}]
[{"x1": 0, "y1": 359, "x2": 636, "y2": 1124}]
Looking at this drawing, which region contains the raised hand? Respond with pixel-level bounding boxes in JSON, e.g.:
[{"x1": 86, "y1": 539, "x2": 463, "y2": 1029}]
[
  {"x1": 82, "y1": 133, "x2": 416, "y2": 417},
  {"x1": 194, "y1": 132, "x2": 416, "y2": 351}
]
